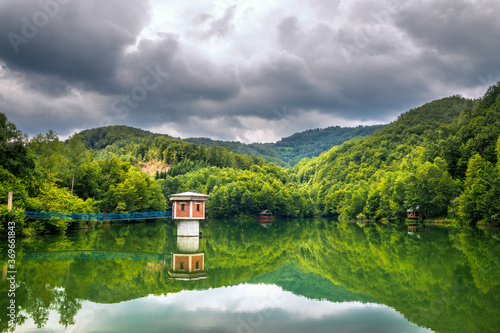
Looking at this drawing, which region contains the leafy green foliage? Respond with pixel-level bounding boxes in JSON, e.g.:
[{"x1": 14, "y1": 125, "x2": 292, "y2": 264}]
[
  {"x1": 290, "y1": 89, "x2": 500, "y2": 224},
  {"x1": 0, "y1": 117, "x2": 170, "y2": 235},
  {"x1": 0, "y1": 112, "x2": 34, "y2": 179},
  {"x1": 273, "y1": 124, "x2": 386, "y2": 165},
  {"x1": 185, "y1": 137, "x2": 286, "y2": 166},
  {"x1": 77, "y1": 124, "x2": 385, "y2": 167},
  {"x1": 64, "y1": 122, "x2": 383, "y2": 219},
  {"x1": 186, "y1": 124, "x2": 385, "y2": 166},
  {"x1": 26, "y1": 180, "x2": 97, "y2": 233},
  {"x1": 160, "y1": 165, "x2": 314, "y2": 218},
  {"x1": 458, "y1": 154, "x2": 500, "y2": 224},
  {"x1": 78, "y1": 125, "x2": 159, "y2": 150},
  {"x1": 67, "y1": 125, "x2": 309, "y2": 218}
]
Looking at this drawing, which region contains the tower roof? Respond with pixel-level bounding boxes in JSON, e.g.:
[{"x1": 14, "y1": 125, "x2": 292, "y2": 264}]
[{"x1": 169, "y1": 192, "x2": 209, "y2": 201}]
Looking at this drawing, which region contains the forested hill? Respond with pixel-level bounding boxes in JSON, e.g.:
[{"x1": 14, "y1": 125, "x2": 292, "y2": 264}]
[
  {"x1": 1, "y1": 108, "x2": 316, "y2": 237},
  {"x1": 291, "y1": 83, "x2": 500, "y2": 224},
  {"x1": 186, "y1": 124, "x2": 385, "y2": 166},
  {"x1": 171, "y1": 138, "x2": 285, "y2": 166},
  {"x1": 78, "y1": 125, "x2": 161, "y2": 150},
  {"x1": 272, "y1": 124, "x2": 386, "y2": 165},
  {"x1": 77, "y1": 124, "x2": 384, "y2": 167}
]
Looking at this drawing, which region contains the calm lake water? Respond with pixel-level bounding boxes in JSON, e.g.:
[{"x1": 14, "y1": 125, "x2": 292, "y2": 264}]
[{"x1": 1, "y1": 219, "x2": 499, "y2": 332}]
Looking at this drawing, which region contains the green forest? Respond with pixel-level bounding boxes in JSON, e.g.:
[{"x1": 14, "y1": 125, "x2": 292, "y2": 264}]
[
  {"x1": 291, "y1": 84, "x2": 500, "y2": 224},
  {"x1": 185, "y1": 124, "x2": 384, "y2": 166},
  {"x1": 1, "y1": 83, "x2": 500, "y2": 235}
]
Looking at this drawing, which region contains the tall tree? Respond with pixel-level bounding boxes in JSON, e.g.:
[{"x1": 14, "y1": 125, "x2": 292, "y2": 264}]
[
  {"x1": 29, "y1": 130, "x2": 65, "y2": 178},
  {"x1": 0, "y1": 112, "x2": 34, "y2": 178},
  {"x1": 458, "y1": 154, "x2": 500, "y2": 224},
  {"x1": 66, "y1": 134, "x2": 89, "y2": 196}
]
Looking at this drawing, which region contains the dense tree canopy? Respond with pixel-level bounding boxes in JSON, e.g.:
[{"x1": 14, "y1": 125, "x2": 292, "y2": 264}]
[
  {"x1": 0, "y1": 113, "x2": 34, "y2": 179},
  {"x1": 290, "y1": 86, "x2": 500, "y2": 224},
  {"x1": 186, "y1": 124, "x2": 385, "y2": 166}
]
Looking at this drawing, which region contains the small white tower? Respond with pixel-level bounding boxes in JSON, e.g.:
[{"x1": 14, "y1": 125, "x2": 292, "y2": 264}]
[
  {"x1": 169, "y1": 192, "x2": 209, "y2": 220},
  {"x1": 168, "y1": 192, "x2": 208, "y2": 280}
]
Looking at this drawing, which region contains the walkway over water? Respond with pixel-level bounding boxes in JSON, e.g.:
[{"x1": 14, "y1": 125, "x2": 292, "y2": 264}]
[
  {"x1": 21, "y1": 250, "x2": 170, "y2": 261},
  {"x1": 23, "y1": 210, "x2": 172, "y2": 221}
]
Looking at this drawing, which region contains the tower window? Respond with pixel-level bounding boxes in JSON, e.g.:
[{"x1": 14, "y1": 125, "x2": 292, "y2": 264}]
[
  {"x1": 196, "y1": 204, "x2": 200, "y2": 212},
  {"x1": 181, "y1": 203, "x2": 185, "y2": 211}
]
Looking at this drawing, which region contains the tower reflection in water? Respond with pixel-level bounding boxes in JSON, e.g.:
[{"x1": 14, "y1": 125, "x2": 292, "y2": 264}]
[
  {"x1": 167, "y1": 191, "x2": 208, "y2": 280},
  {"x1": 168, "y1": 220, "x2": 207, "y2": 280}
]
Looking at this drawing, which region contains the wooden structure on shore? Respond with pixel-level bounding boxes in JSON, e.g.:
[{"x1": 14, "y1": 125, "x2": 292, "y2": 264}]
[{"x1": 407, "y1": 206, "x2": 421, "y2": 219}]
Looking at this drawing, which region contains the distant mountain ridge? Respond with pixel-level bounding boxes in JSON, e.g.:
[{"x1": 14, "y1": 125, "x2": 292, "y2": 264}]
[
  {"x1": 77, "y1": 124, "x2": 385, "y2": 167},
  {"x1": 186, "y1": 124, "x2": 385, "y2": 166},
  {"x1": 247, "y1": 262, "x2": 376, "y2": 304}
]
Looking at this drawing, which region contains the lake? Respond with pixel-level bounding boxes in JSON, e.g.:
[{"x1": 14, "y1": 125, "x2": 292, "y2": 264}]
[{"x1": 1, "y1": 219, "x2": 499, "y2": 332}]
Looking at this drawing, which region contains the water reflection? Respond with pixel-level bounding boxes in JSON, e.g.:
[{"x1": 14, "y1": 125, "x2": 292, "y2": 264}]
[
  {"x1": 0, "y1": 220, "x2": 499, "y2": 332},
  {"x1": 258, "y1": 209, "x2": 275, "y2": 228},
  {"x1": 258, "y1": 217, "x2": 273, "y2": 228},
  {"x1": 168, "y1": 221, "x2": 207, "y2": 280},
  {"x1": 407, "y1": 224, "x2": 421, "y2": 238}
]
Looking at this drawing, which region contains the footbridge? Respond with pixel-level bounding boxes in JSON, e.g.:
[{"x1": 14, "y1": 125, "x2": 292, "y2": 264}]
[
  {"x1": 23, "y1": 210, "x2": 172, "y2": 221},
  {"x1": 20, "y1": 250, "x2": 170, "y2": 261}
]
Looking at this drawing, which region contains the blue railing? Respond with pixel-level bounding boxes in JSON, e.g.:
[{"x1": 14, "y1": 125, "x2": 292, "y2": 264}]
[
  {"x1": 23, "y1": 210, "x2": 172, "y2": 221},
  {"x1": 21, "y1": 250, "x2": 170, "y2": 261}
]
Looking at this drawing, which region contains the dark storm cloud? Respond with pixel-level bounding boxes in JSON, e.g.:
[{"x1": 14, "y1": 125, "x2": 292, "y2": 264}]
[
  {"x1": 248, "y1": 13, "x2": 426, "y2": 120},
  {"x1": 395, "y1": 0, "x2": 500, "y2": 82},
  {"x1": 108, "y1": 32, "x2": 241, "y2": 126},
  {"x1": 299, "y1": 0, "x2": 500, "y2": 117},
  {"x1": 397, "y1": 0, "x2": 500, "y2": 56},
  {"x1": 0, "y1": 0, "x2": 150, "y2": 89},
  {"x1": 0, "y1": 0, "x2": 499, "y2": 141}
]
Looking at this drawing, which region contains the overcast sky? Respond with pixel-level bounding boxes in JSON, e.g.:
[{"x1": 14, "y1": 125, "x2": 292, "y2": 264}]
[{"x1": 1, "y1": 0, "x2": 499, "y2": 142}]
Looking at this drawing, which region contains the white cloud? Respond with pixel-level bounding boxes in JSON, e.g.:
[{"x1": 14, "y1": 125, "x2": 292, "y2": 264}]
[
  {"x1": 153, "y1": 284, "x2": 382, "y2": 319},
  {"x1": 14, "y1": 284, "x2": 433, "y2": 333},
  {"x1": 148, "y1": 111, "x2": 386, "y2": 143}
]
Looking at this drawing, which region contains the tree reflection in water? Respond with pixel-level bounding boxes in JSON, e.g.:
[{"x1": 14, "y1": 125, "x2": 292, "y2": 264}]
[{"x1": 0, "y1": 220, "x2": 499, "y2": 332}]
